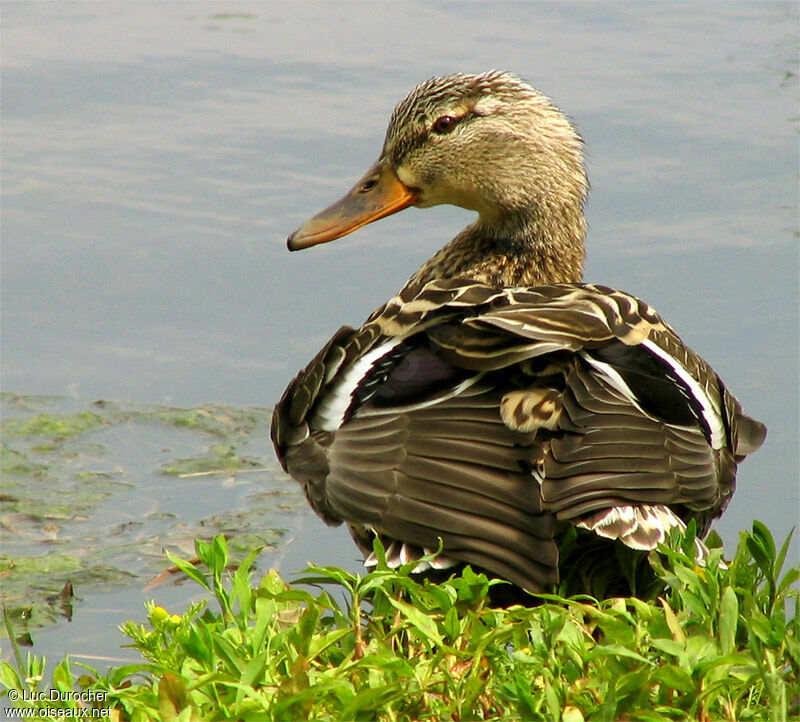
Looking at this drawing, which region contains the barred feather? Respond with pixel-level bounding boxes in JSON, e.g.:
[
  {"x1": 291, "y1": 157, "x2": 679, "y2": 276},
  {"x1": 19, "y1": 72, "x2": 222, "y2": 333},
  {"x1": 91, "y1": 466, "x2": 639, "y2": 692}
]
[
  {"x1": 272, "y1": 280, "x2": 766, "y2": 591},
  {"x1": 271, "y1": 72, "x2": 766, "y2": 594}
]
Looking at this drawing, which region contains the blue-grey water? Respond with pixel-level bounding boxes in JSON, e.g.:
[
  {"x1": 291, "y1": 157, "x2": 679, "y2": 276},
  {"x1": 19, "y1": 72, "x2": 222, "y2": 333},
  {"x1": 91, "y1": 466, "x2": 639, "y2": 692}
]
[{"x1": 2, "y1": 2, "x2": 798, "y2": 670}]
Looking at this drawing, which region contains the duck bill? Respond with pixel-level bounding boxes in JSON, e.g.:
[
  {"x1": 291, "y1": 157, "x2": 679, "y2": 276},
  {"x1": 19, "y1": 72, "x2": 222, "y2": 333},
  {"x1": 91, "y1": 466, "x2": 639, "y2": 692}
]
[{"x1": 287, "y1": 161, "x2": 417, "y2": 251}]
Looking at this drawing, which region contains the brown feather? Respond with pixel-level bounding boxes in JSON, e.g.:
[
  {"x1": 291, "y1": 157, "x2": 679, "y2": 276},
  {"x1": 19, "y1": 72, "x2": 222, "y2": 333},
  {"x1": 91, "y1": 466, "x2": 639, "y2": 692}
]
[{"x1": 272, "y1": 73, "x2": 765, "y2": 594}]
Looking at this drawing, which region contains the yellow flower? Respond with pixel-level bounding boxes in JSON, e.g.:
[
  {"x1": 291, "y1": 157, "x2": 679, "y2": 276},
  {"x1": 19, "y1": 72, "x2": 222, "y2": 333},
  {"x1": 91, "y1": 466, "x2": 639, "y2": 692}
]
[{"x1": 150, "y1": 606, "x2": 170, "y2": 624}]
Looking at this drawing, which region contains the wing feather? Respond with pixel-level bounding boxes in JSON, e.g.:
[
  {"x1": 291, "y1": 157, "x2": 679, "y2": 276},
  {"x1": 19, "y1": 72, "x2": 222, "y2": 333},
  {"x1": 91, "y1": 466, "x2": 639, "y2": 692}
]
[{"x1": 272, "y1": 279, "x2": 765, "y2": 592}]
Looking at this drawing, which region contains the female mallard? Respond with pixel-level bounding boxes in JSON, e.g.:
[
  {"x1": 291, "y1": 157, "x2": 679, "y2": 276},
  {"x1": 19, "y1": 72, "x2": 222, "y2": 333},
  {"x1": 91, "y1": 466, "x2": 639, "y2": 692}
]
[{"x1": 271, "y1": 71, "x2": 766, "y2": 594}]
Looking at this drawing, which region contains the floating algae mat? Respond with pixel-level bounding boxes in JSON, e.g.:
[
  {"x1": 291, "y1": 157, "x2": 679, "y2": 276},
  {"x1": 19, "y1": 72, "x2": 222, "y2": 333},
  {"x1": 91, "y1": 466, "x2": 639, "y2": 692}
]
[{"x1": 0, "y1": 393, "x2": 305, "y2": 637}]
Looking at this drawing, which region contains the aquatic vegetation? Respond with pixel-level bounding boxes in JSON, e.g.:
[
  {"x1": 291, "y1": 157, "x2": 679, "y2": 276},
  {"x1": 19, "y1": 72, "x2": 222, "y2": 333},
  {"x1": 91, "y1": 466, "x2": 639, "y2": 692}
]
[
  {"x1": 1, "y1": 523, "x2": 797, "y2": 721},
  {"x1": 0, "y1": 395, "x2": 299, "y2": 632}
]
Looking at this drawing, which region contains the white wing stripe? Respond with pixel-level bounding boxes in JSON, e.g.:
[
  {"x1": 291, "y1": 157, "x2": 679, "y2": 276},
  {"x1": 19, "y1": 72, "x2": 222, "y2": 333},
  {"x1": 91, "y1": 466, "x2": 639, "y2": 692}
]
[
  {"x1": 580, "y1": 343, "x2": 724, "y2": 451},
  {"x1": 312, "y1": 338, "x2": 406, "y2": 431},
  {"x1": 641, "y1": 339, "x2": 725, "y2": 449},
  {"x1": 579, "y1": 352, "x2": 650, "y2": 415}
]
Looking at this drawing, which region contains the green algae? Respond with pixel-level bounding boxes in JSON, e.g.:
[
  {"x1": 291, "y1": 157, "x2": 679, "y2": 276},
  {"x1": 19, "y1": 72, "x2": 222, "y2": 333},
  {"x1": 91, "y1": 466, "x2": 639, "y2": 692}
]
[
  {"x1": 2, "y1": 412, "x2": 106, "y2": 439},
  {"x1": 0, "y1": 394, "x2": 301, "y2": 638},
  {"x1": 159, "y1": 443, "x2": 263, "y2": 476}
]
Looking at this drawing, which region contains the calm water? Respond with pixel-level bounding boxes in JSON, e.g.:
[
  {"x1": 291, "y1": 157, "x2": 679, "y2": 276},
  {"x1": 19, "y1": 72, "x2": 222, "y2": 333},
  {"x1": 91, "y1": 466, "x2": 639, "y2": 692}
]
[{"x1": 2, "y1": 2, "x2": 798, "y2": 668}]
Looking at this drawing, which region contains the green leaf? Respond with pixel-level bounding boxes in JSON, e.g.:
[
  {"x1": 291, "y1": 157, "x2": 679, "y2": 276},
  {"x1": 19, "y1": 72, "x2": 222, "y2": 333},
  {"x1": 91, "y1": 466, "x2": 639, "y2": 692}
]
[
  {"x1": 307, "y1": 627, "x2": 352, "y2": 661},
  {"x1": 51, "y1": 658, "x2": 74, "y2": 699},
  {"x1": 386, "y1": 596, "x2": 445, "y2": 648},
  {"x1": 339, "y1": 684, "x2": 404, "y2": 720},
  {"x1": 751, "y1": 521, "x2": 776, "y2": 561},
  {"x1": 0, "y1": 661, "x2": 23, "y2": 692},
  {"x1": 293, "y1": 565, "x2": 358, "y2": 592},
  {"x1": 164, "y1": 550, "x2": 210, "y2": 591},
  {"x1": 210, "y1": 534, "x2": 228, "y2": 578},
  {"x1": 212, "y1": 633, "x2": 247, "y2": 674},
  {"x1": 592, "y1": 643, "x2": 652, "y2": 665},
  {"x1": 660, "y1": 598, "x2": 686, "y2": 643},
  {"x1": 505, "y1": 678, "x2": 534, "y2": 718},
  {"x1": 238, "y1": 650, "x2": 270, "y2": 690},
  {"x1": 292, "y1": 605, "x2": 321, "y2": 657},
  {"x1": 748, "y1": 611, "x2": 773, "y2": 644},
  {"x1": 651, "y1": 638, "x2": 685, "y2": 656},
  {"x1": 718, "y1": 586, "x2": 738, "y2": 655},
  {"x1": 543, "y1": 677, "x2": 561, "y2": 721},
  {"x1": 654, "y1": 663, "x2": 696, "y2": 693},
  {"x1": 745, "y1": 533, "x2": 774, "y2": 581},
  {"x1": 157, "y1": 672, "x2": 189, "y2": 718},
  {"x1": 778, "y1": 566, "x2": 800, "y2": 596}
]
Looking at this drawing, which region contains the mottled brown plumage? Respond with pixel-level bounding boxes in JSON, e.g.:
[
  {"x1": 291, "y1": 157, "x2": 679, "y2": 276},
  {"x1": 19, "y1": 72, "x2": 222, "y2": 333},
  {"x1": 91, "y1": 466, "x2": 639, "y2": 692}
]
[{"x1": 272, "y1": 72, "x2": 766, "y2": 594}]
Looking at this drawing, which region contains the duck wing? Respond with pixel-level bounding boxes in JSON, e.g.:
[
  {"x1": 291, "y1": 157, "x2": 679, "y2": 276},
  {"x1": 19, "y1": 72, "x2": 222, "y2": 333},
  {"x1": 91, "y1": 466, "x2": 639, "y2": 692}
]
[{"x1": 271, "y1": 279, "x2": 766, "y2": 591}]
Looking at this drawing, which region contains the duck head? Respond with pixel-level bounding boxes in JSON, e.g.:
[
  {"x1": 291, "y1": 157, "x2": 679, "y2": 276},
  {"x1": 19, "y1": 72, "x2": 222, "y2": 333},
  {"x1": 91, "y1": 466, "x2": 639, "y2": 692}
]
[{"x1": 287, "y1": 71, "x2": 588, "y2": 284}]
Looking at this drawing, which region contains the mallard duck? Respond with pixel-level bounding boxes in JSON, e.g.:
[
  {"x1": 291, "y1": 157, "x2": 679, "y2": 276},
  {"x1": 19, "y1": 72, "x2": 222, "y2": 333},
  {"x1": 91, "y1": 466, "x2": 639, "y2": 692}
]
[{"x1": 271, "y1": 71, "x2": 766, "y2": 594}]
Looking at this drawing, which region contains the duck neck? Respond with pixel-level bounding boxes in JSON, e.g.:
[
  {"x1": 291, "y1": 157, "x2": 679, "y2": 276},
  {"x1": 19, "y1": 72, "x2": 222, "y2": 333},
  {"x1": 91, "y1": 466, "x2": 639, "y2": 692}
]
[{"x1": 405, "y1": 208, "x2": 586, "y2": 292}]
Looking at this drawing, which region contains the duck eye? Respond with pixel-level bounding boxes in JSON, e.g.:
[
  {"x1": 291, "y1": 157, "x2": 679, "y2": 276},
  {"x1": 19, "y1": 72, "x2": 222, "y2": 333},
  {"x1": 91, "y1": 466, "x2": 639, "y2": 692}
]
[{"x1": 432, "y1": 115, "x2": 459, "y2": 134}]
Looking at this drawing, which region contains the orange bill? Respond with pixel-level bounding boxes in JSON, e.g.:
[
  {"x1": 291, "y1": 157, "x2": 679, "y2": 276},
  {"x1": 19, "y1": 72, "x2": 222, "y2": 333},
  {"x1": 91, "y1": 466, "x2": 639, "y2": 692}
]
[{"x1": 287, "y1": 160, "x2": 417, "y2": 251}]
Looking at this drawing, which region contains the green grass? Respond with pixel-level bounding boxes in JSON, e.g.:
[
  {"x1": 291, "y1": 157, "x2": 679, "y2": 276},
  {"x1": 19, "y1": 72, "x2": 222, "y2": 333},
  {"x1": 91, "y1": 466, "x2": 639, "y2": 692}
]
[{"x1": 1, "y1": 522, "x2": 797, "y2": 721}]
